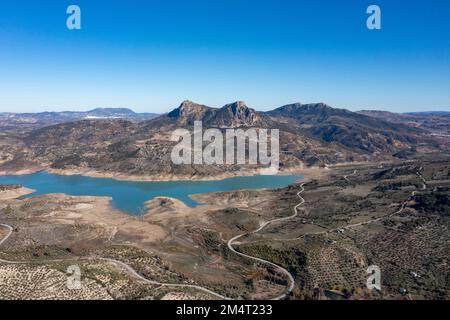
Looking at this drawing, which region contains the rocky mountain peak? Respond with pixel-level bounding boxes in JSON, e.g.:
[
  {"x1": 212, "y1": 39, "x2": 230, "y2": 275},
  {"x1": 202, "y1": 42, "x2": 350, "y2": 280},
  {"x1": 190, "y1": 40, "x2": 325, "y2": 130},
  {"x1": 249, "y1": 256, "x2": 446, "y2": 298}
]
[
  {"x1": 167, "y1": 100, "x2": 215, "y2": 125},
  {"x1": 211, "y1": 101, "x2": 263, "y2": 127},
  {"x1": 228, "y1": 101, "x2": 248, "y2": 112},
  {"x1": 267, "y1": 102, "x2": 342, "y2": 119},
  {"x1": 179, "y1": 100, "x2": 199, "y2": 110}
]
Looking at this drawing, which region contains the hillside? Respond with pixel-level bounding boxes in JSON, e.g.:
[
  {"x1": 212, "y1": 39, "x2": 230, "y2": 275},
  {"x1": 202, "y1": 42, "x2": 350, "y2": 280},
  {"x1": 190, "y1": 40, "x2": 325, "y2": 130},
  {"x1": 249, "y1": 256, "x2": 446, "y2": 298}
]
[
  {"x1": 267, "y1": 103, "x2": 436, "y2": 154},
  {"x1": 359, "y1": 110, "x2": 450, "y2": 136},
  {"x1": 0, "y1": 101, "x2": 446, "y2": 178}
]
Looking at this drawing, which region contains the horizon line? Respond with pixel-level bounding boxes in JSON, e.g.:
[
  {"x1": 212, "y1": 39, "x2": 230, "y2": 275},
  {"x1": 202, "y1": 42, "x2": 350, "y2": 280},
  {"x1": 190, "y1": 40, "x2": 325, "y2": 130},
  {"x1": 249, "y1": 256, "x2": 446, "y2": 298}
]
[{"x1": 1, "y1": 100, "x2": 449, "y2": 115}]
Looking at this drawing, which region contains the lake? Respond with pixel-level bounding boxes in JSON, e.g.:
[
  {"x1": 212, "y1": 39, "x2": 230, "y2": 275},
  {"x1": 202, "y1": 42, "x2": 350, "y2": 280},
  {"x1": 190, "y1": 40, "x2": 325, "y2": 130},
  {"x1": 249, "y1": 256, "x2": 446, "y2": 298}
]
[{"x1": 0, "y1": 172, "x2": 302, "y2": 216}]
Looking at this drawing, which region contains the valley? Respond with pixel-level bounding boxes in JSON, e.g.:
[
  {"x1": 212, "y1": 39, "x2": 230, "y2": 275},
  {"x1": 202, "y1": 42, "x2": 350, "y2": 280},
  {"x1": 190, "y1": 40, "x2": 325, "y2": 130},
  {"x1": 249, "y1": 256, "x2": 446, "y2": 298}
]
[
  {"x1": 0, "y1": 102, "x2": 449, "y2": 300},
  {"x1": 1, "y1": 159, "x2": 449, "y2": 300}
]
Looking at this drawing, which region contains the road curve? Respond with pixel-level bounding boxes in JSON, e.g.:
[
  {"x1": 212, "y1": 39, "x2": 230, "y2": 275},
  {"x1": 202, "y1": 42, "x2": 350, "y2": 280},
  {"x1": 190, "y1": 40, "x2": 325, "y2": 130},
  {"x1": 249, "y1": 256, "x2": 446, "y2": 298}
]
[
  {"x1": 0, "y1": 169, "x2": 427, "y2": 300},
  {"x1": 269, "y1": 169, "x2": 427, "y2": 241},
  {"x1": 343, "y1": 170, "x2": 357, "y2": 183},
  {"x1": 96, "y1": 257, "x2": 231, "y2": 299},
  {"x1": 227, "y1": 183, "x2": 306, "y2": 300},
  {"x1": 0, "y1": 182, "x2": 307, "y2": 300},
  {"x1": 0, "y1": 223, "x2": 230, "y2": 299},
  {"x1": 0, "y1": 224, "x2": 12, "y2": 246}
]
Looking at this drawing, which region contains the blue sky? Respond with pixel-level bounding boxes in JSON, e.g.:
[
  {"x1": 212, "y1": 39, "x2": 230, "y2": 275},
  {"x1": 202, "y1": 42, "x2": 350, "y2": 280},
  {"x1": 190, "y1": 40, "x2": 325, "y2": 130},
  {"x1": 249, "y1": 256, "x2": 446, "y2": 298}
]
[{"x1": 0, "y1": 0, "x2": 449, "y2": 113}]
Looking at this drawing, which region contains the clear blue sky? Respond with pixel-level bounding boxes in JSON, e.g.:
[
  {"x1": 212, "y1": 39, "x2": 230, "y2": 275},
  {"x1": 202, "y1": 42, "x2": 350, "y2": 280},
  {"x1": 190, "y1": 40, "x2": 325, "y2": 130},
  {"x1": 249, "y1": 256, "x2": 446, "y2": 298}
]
[{"x1": 0, "y1": 0, "x2": 449, "y2": 113}]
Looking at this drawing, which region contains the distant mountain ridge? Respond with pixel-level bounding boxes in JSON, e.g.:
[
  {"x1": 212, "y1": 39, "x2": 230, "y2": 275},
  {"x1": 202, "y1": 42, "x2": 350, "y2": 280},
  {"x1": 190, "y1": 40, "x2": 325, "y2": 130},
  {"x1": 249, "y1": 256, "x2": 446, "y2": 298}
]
[
  {"x1": 358, "y1": 110, "x2": 450, "y2": 135},
  {"x1": 0, "y1": 100, "x2": 447, "y2": 178},
  {"x1": 0, "y1": 108, "x2": 158, "y2": 133},
  {"x1": 405, "y1": 111, "x2": 450, "y2": 117}
]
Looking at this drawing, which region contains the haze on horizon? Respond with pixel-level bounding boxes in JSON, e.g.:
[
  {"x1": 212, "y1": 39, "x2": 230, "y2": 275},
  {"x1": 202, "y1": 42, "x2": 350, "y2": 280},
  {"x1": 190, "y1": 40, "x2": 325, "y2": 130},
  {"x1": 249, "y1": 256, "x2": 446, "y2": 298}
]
[{"x1": 0, "y1": 0, "x2": 449, "y2": 114}]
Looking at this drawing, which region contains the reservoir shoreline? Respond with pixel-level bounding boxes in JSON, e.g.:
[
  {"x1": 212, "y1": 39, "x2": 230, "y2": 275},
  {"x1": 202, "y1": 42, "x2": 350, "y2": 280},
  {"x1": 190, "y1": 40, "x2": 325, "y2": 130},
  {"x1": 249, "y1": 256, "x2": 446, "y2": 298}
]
[
  {"x1": 0, "y1": 171, "x2": 304, "y2": 216},
  {"x1": 0, "y1": 165, "x2": 324, "y2": 183}
]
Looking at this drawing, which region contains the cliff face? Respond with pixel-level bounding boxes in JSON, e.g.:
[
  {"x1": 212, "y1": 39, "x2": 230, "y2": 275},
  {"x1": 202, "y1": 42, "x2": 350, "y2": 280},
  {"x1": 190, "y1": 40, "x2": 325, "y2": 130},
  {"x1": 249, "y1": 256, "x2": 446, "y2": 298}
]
[
  {"x1": 167, "y1": 100, "x2": 217, "y2": 126},
  {"x1": 207, "y1": 101, "x2": 266, "y2": 127},
  {"x1": 167, "y1": 100, "x2": 267, "y2": 128}
]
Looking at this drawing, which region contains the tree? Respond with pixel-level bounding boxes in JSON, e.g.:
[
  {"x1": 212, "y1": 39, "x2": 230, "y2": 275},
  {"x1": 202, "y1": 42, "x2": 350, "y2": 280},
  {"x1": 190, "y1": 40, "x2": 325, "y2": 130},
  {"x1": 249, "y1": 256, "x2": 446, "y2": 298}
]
[{"x1": 2, "y1": 205, "x2": 13, "y2": 215}]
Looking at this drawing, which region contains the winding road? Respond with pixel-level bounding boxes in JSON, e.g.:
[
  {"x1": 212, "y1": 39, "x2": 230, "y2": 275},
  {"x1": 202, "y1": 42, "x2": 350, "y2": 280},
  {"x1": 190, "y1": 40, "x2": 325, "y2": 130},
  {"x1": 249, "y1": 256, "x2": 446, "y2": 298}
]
[
  {"x1": 267, "y1": 169, "x2": 426, "y2": 241},
  {"x1": 0, "y1": 223, "x2": 230, "y2": 299},
  {"x1": 0, "y1": 183, "x2": 307, "y2": 300},
  {"x1": 0, "y1": 169, "x2": 427, "y2": 300},
  {"x1": 0, "y1": 224, "x2": 12, "y2": 247},
  {"x1": 343, "y1": 170, "x2": 357, "y2": 183},
  {"x1": 227, "y1": 183, "x2": 306, "y2": 300}
]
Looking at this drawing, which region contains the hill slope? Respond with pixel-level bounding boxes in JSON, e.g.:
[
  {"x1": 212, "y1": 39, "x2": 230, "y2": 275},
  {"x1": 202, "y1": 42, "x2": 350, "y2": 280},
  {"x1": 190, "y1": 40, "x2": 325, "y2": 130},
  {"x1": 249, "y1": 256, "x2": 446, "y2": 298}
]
[
  {"x1": 359, "y1": 110, "x2": 450, "y2": 136},
  {"x1": 0, "y1": 101, "x2": 445, "y2": 178},
  {"x1": 267, "y1": 103, "x2": 438, "y2": 154}
]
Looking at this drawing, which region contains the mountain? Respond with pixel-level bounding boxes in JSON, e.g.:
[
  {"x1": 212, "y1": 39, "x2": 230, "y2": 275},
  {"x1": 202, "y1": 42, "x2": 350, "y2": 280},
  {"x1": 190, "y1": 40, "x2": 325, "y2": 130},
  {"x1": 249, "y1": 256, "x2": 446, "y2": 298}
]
[
  {"x1": 208, "y1": 101, "x2": 267, "y2": 127},
  {"x1": 358, "y1": 110, "x2": 413, "y2": 123},
  {"x1": 0, "y1": 108, "x2": 158, "y2": 133},
  {"x1": 84, "y1": 108, "x2": 154, "y2": 118},
  {"x1": 0, "y1": 100, "x2": 446, "y2": 178},
  {"x1": 359, "y1": 110, "x2": 450, "y2": 136},
  {"x1": 166, "y1": 100, "x2": 269, "y2": 127},
  {"x1": 267, "y1": 103, "x2": 434, "y2": 154},
  {"x1": 405, "y1": 111, "x2": 450, "y2": 117},
  {"x1": 267, "y1": 102, "x2": 352, "y2": 119},
  {"x1": 167, "y1": 100, "x2": 217, "y2": 125}
]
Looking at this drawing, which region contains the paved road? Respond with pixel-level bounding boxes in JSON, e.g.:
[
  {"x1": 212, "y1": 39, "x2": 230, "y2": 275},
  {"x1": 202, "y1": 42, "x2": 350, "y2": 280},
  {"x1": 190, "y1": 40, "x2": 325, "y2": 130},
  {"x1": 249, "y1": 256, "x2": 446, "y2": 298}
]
[
  {"x1": 227, "y1": 183, "x2": 306, "y2": 300},
  {"x1": 272, "y1": 169, "x2": 427, "y2": 241},
  {"x1": 343, "y1": 170, "x2": 357, "y2": 182},
  {"x1": 0, "y1": 223, "x2": 230, "y2": 299},
  {"x1": 0, "y1": 183, "x2": 308, "y2": 300},
  {"x1": 0, "y1": 224, "x2": 12, "y2": 246},
  {"x1": 0, "y1": 170, "x2": 428, "y2": 300}
]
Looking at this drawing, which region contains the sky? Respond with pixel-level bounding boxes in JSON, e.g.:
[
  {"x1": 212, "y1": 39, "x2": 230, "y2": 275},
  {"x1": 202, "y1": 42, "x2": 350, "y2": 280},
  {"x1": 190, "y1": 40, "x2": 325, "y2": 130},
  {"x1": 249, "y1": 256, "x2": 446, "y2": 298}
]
[{"x1": 0, "y1": 0, "x2": 449, "y2": 113}]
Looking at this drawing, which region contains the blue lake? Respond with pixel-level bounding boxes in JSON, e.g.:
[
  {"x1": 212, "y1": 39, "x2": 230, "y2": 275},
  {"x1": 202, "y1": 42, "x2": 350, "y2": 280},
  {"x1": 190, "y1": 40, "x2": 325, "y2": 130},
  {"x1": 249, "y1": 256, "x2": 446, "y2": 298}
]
[{"x1": 0, "y1": 172, "x2": 302, "y2": 216}]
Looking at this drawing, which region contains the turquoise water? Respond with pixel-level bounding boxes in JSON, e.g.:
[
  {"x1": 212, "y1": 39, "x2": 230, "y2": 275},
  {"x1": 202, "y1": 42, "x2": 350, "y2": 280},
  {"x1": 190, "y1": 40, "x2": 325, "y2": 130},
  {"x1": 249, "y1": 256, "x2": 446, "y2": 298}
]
[{"x1": 0, "y1": 172, "x2": 302, "y2": 216}]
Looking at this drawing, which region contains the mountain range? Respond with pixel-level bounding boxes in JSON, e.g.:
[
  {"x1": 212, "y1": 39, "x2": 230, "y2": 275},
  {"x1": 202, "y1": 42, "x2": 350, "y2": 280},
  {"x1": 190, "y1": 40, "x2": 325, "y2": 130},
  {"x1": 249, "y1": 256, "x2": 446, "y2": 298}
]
[
  {"x1": 0, "y1": 101, "x2": 448, "y2": 178},
  {"x1": 0, "y1": 108, "x2": 158, "y2": 133},
  {"x1": 358, "y1": 110, "x2": 450, "y2": 136}
]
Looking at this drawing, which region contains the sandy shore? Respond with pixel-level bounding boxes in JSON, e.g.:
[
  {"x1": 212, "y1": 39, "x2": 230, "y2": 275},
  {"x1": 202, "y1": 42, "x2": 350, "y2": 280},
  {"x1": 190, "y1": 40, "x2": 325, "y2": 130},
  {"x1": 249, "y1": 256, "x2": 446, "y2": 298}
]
[
  {"x1": 44, "y1": 166, "x2": 325, "y2": 182},
  {"x1": 143, "y1": 196, "x2": 220, "y2": 225},
  {"x1": 0, "y1": 165, "x2": 327, "y2": 239},
  {"x1": 47, "y1": 168, "x2": 259, "y2": 182},
  {"x1": 0, "y1": 165, "x2": 48, "y2": 176},
  {"x1": 0, "y1": 187, "x2": 35, "y2": 200},
  {"x1": 0, "y1": 161, "x2": 328, "y2": 182}
]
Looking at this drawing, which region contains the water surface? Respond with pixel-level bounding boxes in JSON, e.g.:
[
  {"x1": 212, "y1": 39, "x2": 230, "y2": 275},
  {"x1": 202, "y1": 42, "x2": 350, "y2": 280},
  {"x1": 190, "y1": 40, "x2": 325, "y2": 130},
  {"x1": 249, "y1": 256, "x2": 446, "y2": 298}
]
[{"x1": 0, "y1": 172, "x2": 302, "y2": 215}]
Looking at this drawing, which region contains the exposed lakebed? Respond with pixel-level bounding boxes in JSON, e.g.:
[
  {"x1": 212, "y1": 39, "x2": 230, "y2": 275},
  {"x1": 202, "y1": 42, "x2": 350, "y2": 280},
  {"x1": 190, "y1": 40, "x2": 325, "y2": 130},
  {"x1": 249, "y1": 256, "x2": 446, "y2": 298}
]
[{"x1": 0, "y1": 172, "x2": 302, "y2": 215}]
